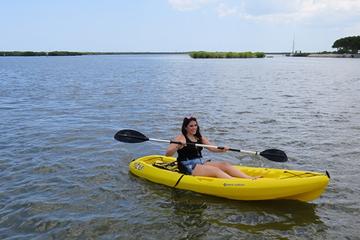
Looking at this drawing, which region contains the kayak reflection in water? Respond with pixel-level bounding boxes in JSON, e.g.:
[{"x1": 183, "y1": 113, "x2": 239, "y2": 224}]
[{"x1": 165, "y1": 116, "x2": 259, "y2": 179}]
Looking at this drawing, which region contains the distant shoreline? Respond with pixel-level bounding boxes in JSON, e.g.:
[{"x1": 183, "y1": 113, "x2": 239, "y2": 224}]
[
  {"x1": 285, "y1": 53, "x2": 360, "y2": 58},
  {"x1": 1, "y1": 51, "x2": 359, "y2": 58},
  {"x1": 0, "y1": 51, "x2": 266, "y2": 58},
  {"x1": 0, "y1": 51, "x2": 189, "y2": 57},
  {"x1": 189, "y1": 51, "x2": 265, "y2": 58},
  {"x1": 307, "y1": 53, "x2": 360, "y2": 58}
]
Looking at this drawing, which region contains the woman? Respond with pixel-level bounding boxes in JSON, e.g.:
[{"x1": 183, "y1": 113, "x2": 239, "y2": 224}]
[{"x1": 165, "y1": 116, "x2": 257, "y2": 179}]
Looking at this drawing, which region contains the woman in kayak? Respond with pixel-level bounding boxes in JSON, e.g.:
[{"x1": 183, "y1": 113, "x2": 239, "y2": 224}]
[{"x1": 165, "y1": 116, "x2": 257, "y2": 179}]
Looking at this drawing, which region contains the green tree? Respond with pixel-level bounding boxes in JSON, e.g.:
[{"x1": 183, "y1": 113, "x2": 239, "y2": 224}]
[{"x1": 332, "y1": 36, "x2": 360, "y2": 54}]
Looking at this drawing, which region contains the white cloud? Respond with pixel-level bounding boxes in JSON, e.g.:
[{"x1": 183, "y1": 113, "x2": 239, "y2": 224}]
[
  {"x1": 168, "y1": 0, "x2": 360, "y2": 24},
  {"x1": 217, "y1": 3, "x2": 237, "y2": 17},
  {"x1": 168, "y1": 0, "x2": 212, "y2": 11},
  {"x1": 238, "y1": 0, "x2": 360, "y2": 23}
]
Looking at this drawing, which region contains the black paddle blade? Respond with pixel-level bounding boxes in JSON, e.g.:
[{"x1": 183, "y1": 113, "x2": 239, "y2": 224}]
[
  {"x1": 260, "y1": 149, "x2": 288, "y2": 162},
  {"x1": 114, "y1": 129, "x2": 149, "y2": 143}
]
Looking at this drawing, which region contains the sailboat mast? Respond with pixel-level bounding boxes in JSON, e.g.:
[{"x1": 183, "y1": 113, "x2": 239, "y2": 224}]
[{"x1": 292, "y1": 34, "x2": 295, "y2": 54}]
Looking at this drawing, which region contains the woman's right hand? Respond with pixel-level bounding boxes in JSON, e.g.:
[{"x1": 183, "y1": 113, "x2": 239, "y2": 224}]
[
  {"x1": 177, "y1": 141, "x2": 186, "y2": 150},
  {"x1": 165, "y1": 135, "x2": 186, "y2": 156}
]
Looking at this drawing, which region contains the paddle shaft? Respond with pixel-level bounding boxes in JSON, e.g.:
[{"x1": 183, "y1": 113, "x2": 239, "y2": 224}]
[
  {"x1": 149, "y1": 138, "x2": 259, "y2": 155},
  {"x1": 114, "y1": 129, "x2": 287, "y2": 162}
]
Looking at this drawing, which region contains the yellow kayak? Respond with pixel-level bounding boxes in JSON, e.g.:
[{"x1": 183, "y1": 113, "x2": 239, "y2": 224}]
[{"x1": 129, "y1": 155, "x2": 330, "y2": 202}]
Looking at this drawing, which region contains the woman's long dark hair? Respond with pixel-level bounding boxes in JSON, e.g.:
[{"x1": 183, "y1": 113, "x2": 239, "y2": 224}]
[{"x1": 181, "y1": 117, "x2": 202, "y2": 142}]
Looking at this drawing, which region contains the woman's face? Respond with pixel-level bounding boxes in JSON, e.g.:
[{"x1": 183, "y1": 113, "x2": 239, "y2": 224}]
[{"x1": 186, "y1": 120, "x2": 198, "y2": 135}]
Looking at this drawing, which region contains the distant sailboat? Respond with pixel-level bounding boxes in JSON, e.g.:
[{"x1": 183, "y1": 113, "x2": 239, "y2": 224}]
[
  {"x1": 286, "y1": 35, "x2": 308, "y2": 57},
  {"x1": 286, "y1": 34, "x2": 307, "y2": 56},
  {"x1": 286, "y1": 34, "x2": 295, "y2": 56}
]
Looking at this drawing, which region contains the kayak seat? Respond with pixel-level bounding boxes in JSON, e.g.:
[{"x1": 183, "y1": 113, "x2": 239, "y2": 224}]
[{"x1": 153, "y1": 160, "x2": 179, "y2": 172}]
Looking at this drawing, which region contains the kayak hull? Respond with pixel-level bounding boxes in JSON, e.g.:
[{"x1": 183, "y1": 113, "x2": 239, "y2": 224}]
[{"x1": 129, "y1": 155, "x2": 329, "y2": 202}]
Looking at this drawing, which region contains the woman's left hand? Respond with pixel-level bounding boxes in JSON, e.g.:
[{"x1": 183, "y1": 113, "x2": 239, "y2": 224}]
[{"x1": 219, "y1": 146, "x2": 229, "y2": 152}]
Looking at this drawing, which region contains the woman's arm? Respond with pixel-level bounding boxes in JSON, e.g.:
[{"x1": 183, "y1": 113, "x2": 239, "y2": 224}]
[
  {"x1": 165, "y1": 135, "x2": 185, "y2": 156},
  {"x1": 202, "y1": 136, "x2": 228, "y2": 153}
]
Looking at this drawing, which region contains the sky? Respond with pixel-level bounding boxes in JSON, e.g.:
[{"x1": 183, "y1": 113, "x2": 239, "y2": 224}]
[{"x1": 1, "y1": 0, "x2": 360, "y2": 52}]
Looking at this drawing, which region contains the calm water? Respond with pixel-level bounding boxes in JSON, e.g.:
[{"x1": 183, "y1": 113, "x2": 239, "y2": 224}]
[{"x1": 0, "y1": 55, "x2": 359, "y2": 239}]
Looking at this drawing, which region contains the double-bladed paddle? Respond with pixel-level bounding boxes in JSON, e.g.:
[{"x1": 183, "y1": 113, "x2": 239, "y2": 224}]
[{"x1": 114, "y1": 129, "x2": 288, "y2": 162}]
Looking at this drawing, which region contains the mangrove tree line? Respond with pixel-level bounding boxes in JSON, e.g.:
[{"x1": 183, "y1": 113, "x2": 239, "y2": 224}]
[{"x1": 190, "y1": 51, "x2": 265, "y2": 58}]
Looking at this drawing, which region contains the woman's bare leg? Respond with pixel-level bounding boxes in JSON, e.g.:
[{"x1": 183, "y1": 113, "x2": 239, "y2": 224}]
[
  {"x1": 205, "y1": 161, "x2": 256, "y2": 179},
  {"x1": 192, "y1": 164, "x2": 233, "y2": 179}
]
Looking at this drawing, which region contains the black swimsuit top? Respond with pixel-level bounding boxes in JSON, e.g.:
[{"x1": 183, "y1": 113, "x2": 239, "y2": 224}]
[{"x1": 177, "y1": 135, "x2": 203, "y2": 162}]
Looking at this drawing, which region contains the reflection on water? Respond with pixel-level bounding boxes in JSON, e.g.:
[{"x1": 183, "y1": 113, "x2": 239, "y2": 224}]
[
  {"x1": 169, "y1": 190, "x2": 210, "y2": 240},
  {"x1": 163, "y1": 189, "x2": 325, "y2": 239}
]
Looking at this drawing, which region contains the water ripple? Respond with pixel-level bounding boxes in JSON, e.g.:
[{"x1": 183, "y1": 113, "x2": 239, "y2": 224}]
[{"x1": 0, "y1": 55, "x2": 359, "y2": 239}]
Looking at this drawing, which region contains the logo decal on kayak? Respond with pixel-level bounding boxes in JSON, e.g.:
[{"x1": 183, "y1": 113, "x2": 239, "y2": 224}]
[
  {"x1": 223, "y1": 183, "x2": 245, "y2": 187},
  {"x1": 134, "y1": 162, "x2": 144, "y2": 171}
]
